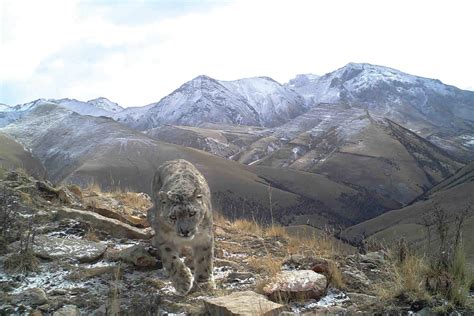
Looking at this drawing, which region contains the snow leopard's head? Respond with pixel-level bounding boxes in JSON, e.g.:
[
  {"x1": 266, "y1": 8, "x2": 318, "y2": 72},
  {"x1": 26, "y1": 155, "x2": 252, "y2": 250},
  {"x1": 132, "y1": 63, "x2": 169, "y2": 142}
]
[{"x1": 153, "y1": 186, "x2": 209, "y2": 239}]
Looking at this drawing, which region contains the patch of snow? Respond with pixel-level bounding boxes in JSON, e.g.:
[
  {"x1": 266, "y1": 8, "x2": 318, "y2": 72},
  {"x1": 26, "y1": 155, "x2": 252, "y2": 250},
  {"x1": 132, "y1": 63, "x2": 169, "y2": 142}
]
[
  {"x1": 290, "y1": 289, "x2": 349, "y2": 313},
  {"x1": 213, "y1": 266, "x2": 233, "y2": 280}
]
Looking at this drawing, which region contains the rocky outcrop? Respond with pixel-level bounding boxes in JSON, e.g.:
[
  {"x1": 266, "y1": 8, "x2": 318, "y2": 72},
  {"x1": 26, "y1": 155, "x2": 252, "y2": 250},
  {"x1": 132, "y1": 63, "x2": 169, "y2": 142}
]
[{"x1": 56, "y1": 207, "x2": 152, "y2": 240}]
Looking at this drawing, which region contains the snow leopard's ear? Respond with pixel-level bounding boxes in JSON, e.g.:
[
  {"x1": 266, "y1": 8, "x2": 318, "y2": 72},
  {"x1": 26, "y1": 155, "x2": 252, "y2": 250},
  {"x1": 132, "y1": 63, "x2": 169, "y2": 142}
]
[{"x1": 193, "y1": 187, "x2": 203, "y2": 199}]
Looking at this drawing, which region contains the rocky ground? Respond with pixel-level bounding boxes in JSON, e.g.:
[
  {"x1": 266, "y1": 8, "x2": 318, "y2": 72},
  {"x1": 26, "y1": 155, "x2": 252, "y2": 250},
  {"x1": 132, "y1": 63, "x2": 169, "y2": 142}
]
[{"x1": 0, "y1": 170, "x2": 472, "y2": 315}]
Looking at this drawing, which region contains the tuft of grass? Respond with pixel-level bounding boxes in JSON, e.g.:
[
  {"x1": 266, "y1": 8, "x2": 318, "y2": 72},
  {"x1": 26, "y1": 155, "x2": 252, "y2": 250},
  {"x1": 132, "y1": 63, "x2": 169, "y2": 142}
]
[
  {"x1": 231, "y1": 219, "x2": 263, "y2": 236},
  {"x1": 449, "y1": 247, "x2": 471, "y2": 306},
  {"x1": 327, "y1": 260, "x2": 344, "y2": 289},
  {"x1": 264, "y1": 225, "x2": 289, "y2": 239},
  {"x1": 247, "y1": 255, "x2": 283, "y2": 277},
  {"x1": 67, "y1": 184, "x2": 83, "y2": 198}
]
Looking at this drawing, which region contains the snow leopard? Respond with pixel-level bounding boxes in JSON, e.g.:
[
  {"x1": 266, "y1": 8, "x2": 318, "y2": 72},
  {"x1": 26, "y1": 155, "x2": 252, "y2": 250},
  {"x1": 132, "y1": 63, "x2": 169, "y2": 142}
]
[{"x1": 147, "y1": 159, "x2": 214, "y2": 294}]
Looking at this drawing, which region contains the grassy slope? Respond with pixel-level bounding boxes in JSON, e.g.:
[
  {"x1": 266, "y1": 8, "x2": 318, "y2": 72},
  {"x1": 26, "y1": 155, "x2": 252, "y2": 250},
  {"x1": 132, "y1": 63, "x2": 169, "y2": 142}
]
[{"x1": 342, "y1": 162, "x2": 474, "y2": 265}]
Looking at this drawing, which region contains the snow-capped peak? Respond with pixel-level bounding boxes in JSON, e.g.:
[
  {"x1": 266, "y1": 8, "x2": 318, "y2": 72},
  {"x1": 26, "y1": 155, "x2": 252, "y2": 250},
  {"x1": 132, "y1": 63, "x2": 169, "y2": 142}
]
[{"x1": 86, "y1": 97, "x2": 124, "y2": 112}]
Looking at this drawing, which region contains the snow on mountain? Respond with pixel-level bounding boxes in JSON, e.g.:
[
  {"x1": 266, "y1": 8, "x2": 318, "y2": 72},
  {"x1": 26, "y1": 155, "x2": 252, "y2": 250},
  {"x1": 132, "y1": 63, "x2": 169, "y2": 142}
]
[
  {"x1": 287, "y1": 63, "x2": 468, "y2": 116},
  {"x1": 118, "y1": 75, "x2": 308, "y2": 131},
  {"x1": 117, "y1": 75, "x2": 261, "y2": 130},
  {"x1": 286, "y1": 63, "x2": 474, "y2": 157},
  {"x1": 0, "y1": 103, "x2": 11, "y2": 112},
  {"x1": 86, "y1": 97, "x2": 124, "y2": 113},
  {"x1": 219, "y1": 76, "x2": 307, "y2": 126},
  {"x1": 52, "y1": 98, "x2": 123, "y2": 117}
]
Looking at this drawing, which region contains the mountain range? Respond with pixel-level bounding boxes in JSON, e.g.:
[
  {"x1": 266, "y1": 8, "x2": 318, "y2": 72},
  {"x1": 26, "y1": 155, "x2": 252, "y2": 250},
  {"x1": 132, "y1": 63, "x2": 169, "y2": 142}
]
[{"x1": 0, "y1": 62, "x2": 473, "y2": 234}]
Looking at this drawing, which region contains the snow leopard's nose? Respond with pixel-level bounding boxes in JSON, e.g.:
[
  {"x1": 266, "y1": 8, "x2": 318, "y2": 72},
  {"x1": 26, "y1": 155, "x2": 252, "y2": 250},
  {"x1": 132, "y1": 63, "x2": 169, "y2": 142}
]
[{"x1": 179, "y1": 227, "x2": 191, "y2": 237}]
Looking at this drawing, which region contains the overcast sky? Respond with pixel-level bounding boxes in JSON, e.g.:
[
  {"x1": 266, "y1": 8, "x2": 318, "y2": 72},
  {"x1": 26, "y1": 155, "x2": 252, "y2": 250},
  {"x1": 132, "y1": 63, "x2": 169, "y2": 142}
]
[{"x1": 1, "y1": 0, "x2": 473, "y2": 107}]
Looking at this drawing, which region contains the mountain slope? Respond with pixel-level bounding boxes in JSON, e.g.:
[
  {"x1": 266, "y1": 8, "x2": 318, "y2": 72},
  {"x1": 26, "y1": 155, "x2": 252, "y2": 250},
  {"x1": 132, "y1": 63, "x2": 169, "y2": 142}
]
[
  {"x1": 238, "y1": 103, "x2": 464, "y2": 208},
  {"x1": 1, "y1": 103, "x2": 376, "y2": 227},
  {"x1": 287, "y1": 63, "x2": 474, "y2": 159},
  {"x1": 341, "y1": 162, "x2": 474, "y2": 263}
]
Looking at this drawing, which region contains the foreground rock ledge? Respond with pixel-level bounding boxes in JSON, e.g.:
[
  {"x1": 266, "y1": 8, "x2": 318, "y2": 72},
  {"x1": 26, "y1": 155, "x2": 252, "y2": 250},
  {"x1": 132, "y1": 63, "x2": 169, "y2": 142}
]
[
  {"x1": 56, "y1": 207, "x2": 153, "y2": 240},
  {"x1": 204, "y1": 291, "x2": 286, "y2": 316},
  {"x1": 9, "y1": 235, "x2": 107, "y2": 263}
]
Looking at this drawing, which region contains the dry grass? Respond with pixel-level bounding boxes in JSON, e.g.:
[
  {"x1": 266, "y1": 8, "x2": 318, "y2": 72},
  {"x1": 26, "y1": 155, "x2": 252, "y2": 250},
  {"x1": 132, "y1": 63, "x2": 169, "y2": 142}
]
[
  {"x1": 327, "y1": 260, "x2": 344, "y2": 288},
  {"x1": 247, "y1": 255, "x2": 283, "y2": 277},
  {"x1": 4, "y1": 250, "x2": 40, "y2": 274},
  {"x1": 231, "y1": 218, "x2": 263, "y2": 236},
  {"x1": 375, "y1": 252, "x2": 430, "y2": 303},
  {"x1": 84, "y1": 228, "x2": 100, "y2": 242},
  {"x1": 264, "y1": 224, "x2": 289, "y2": 239},
  {"x1": 286, "y1": 232, "x2": 336, "y2": 258},
  {"x1": 115, "y1": 192, "x2": 151, "y2": 210},
  {"x1": 85, "y1": 182, "x2": 103, "y2": 194}
]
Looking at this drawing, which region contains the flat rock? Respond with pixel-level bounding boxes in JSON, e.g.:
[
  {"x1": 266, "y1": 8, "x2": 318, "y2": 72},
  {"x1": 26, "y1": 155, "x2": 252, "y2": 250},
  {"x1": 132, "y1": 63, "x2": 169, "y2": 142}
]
[
  {"x1": 263, "y1": 270, "x2": 327, "y2": 301},
  {"x1": 204, "y1": 291, "x2": 286, "y2": 316},
  {"x1": 56, "y1": 207, "x2": 153, "y2": 240},
  {"x1": 11, "y1": 235, "x2": 107, "y2": 262},
  {"x1": 53, "y1": 305, "x2": 81, "y2": 316}
]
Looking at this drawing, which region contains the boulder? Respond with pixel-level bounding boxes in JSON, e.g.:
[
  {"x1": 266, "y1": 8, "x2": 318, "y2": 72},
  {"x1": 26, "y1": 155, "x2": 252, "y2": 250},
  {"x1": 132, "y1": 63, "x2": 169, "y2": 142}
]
[
  {"x1": 10, "y1": 235, "x2": 107, "y2": 262},
  {"x1": 53, "y1": 305, "x2": 81, "y2": 316},
  {"x1": 263, "y1": 270, "x2": 327, "y2": 301},
  {"x1": 56, "y1": 207, "x2": 153, "y2": 240},
  {"x1": 204, "y1": 291, "x2": 286, "y2": 316},
  {"x1": 12, "y1": 288, "x2": 48, "y2": 306}
]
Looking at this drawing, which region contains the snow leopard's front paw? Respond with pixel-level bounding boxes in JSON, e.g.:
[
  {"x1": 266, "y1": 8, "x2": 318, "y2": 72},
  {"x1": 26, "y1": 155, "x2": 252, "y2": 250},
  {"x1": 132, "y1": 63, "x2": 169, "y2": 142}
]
[
  {"x1": 172, "y1": 266, "x2": 194, "y2": 295},
  {"x1": 191, "y1": 277, "x2": 216, "y2": 294}
]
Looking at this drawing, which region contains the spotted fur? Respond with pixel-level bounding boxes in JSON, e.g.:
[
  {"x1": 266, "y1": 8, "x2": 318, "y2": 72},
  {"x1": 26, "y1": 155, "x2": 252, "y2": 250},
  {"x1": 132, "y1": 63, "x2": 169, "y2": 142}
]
[{"x1": 147, "y1": 159, "x2": 214, "y2": 294}]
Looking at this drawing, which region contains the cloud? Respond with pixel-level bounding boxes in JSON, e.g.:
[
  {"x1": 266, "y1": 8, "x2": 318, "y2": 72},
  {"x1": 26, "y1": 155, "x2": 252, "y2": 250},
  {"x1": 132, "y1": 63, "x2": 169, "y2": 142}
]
[{"x1": 1, "y1": 0, "x2": 473, "y2": 107}]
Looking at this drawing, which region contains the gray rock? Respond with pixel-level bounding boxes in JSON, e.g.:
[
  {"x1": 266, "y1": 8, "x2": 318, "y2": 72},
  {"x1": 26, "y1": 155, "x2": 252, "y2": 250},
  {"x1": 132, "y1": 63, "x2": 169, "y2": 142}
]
[
  {"x1": 341, "y1": 269, "x2": 372, "y2": 292},
  {"x1": 56, "y1": 207, "x2": 153, "y2": 240},
  {"x1": 226, "y1": 272, "x2": 255, "y2": 282},
  {"x1": 346, "y1": 292, "x2": 377, "y2": 308},
  {"x1": 12, "y1": 288, "x2": 48, "y2": 306},
  {"x1": 53, "y1": 305, "x2": 81, "y2": 316},
  {"x1": 263, "y1": 270, "x2": 327, "y2": 301},
  {"x1": 12, "y1": 235, "x2": 107, "y2": 263},
  {"x1": 204, "y1": 291, "x2": 286, "y2": 316}
]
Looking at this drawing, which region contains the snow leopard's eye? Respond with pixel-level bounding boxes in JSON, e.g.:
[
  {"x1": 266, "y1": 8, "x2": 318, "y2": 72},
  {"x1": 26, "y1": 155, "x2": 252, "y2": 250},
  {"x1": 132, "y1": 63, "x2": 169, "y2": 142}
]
[
  {"x1": 196, "y1": 194, "x2": 203, "y2": 199},
  {"x1": 189, "y1": 210, "x2": 196, "y2": 217},
  {"x1": 161, "y1": 200, "x2": 167, "y2": 204},
  {"x1": 169, "y1": 214, "x2": 177, "y2": 221}
]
